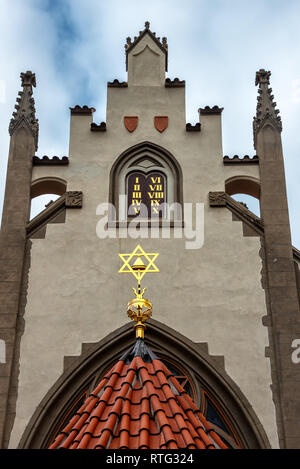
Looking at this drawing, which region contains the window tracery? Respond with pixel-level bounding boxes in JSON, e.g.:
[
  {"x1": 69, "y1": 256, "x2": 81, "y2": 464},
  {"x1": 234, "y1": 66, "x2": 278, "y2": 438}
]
[{"x1": 109, "y1": 142, "x2": 183, "y2": 222}]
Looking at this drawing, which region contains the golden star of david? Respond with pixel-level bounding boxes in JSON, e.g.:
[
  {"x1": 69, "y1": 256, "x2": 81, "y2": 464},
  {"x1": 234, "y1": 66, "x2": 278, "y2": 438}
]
[{"x1": 118, "y1": 244, "x2": 159, "y2": 282}]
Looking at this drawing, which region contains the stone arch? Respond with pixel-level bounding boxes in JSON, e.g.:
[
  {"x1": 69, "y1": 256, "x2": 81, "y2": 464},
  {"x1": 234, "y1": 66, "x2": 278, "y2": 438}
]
[
  {"x1": 109, "y1": 141, "x2": 183, "y2": 221},
  {"x1": 225, "y1": 176, "x2": 260, "y2": 200},
  {"x1": 18, "y1": 319, "x2": 270, "y2": 449},
  {"x1": 30, "y1": 177, "x2": 67, "y2": 199}
]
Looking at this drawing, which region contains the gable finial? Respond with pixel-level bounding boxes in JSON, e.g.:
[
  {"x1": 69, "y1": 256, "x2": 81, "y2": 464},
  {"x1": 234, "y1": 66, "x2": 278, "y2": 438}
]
[
  {"x1": 124, "y1": 23, "x2": 168, "y2": 71},
  {"x1": 253, "y1": 69, "x2": 282, "y2": 149},
  {"x1": 9, "y1": 71, "x2": 39, "y2": 149},
  {"x1": 21, "y1": 70, "x2": 36, "y2": 88}
]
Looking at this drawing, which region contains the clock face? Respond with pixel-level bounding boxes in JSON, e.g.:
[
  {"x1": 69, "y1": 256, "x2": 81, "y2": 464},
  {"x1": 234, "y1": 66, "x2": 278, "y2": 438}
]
[{"x1": 127, "y1": 171, "x2": 166, "y2": 218}]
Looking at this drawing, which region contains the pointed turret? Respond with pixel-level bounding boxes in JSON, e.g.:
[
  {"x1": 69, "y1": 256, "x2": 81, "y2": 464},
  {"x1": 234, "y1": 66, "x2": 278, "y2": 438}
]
[
  {"x1": 125, "y1": 21, "x2": 168, "y2": 71},
  {"x1": 0, "y1": 71, "x2": 38, "y2": 447},
  {"x1": 253, "y1": 69, "x2": 282, "y2": 149},
  {"x1": 253, "y1": 69, "x2": 300, "y2": 448},
  {"x1": 9, "y1": 71, "x2": 39, "y2": 150}
]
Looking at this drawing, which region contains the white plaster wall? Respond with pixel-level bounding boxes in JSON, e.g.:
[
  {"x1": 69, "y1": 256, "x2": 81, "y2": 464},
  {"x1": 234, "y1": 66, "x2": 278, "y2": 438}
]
[
  {"x1": 128, "y1": 34, "x2": 166, "y2": 86},
  {"x1": 10, "y1": 35, "x2": 278, "y2": 448}
]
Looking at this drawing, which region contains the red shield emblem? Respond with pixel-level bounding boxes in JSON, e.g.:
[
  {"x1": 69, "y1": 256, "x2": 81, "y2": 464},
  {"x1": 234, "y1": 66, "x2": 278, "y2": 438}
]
[
  {"x1": 124, "y1": 116, "x2": 138, "y2": 132},
  {"x1": 154, "y1": 116, "x2": 168, "y2": 132}
]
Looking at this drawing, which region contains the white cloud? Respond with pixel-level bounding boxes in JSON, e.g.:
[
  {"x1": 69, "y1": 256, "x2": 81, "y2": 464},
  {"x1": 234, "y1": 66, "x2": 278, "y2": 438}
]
[{"x1": 0, "y1": 0, "x2": 72, "y2": 216}]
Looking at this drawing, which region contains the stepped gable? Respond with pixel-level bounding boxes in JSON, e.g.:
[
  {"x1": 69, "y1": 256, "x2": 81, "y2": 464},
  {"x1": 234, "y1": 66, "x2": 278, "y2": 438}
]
[{"x1": 49, "y1": 339, "x2": 228, "y2": 450}]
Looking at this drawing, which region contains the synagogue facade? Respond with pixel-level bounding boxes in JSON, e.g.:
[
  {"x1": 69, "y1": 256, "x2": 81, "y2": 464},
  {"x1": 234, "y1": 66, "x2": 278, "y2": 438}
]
[{"x1": 0, "y1": 22, "x2": 299, "y2": 449}]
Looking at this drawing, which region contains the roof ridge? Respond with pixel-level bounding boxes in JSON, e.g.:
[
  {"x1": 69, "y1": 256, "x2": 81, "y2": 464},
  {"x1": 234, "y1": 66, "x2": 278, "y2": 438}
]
[{"x1": 120, "y1": 338, "x2": 158, "y2": 363}]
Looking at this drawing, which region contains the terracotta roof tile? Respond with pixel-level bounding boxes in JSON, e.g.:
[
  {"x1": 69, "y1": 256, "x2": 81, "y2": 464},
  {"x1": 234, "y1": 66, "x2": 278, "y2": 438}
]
[{"x1": 49, "y1": 339, "x2": 228, "y2": 449}]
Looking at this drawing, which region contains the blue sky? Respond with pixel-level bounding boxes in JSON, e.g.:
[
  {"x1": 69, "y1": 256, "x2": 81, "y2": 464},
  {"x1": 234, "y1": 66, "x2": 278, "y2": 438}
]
[{"x1": 0, "y1": 0, "x2": 300, "y2": 246}]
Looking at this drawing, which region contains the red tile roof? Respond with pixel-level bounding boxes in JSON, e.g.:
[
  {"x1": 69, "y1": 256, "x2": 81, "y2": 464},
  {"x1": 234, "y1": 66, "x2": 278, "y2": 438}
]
[{"x1": 49, "y1": 339, "x2": 228, "y2": 449}]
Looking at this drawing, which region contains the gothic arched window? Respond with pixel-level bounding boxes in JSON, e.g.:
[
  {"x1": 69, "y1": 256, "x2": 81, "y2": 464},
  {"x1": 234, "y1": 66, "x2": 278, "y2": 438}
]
[
  {"x1": 160, "y1": 358, "x2": 241, "y2": 449},
  {"x1": 19, "y1": 321, "x2": 270, "y2": 449},
  {"x1": 109, "y1": 142, "x2": 183, "y2": 223}
]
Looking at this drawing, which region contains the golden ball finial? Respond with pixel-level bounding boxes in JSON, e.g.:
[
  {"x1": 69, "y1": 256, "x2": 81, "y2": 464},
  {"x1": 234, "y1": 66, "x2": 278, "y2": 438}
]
[{"x1": 127, "y1": 287, "x2": 152, "y2": 339}]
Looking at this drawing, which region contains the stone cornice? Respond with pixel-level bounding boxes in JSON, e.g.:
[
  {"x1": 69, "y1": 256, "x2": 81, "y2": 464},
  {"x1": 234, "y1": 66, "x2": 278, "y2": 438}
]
[
  {"x1": 223, "y1": 155, "x2": 259, "y2": 165},
  {"x1": 32, "y1": 156, "x2": 69, "y2": 166},
  {"x1": 9, "y1": 71, "x2": 39, "y2": 150},
  {"x1": 90, "y1": 122, "x2": 106, "y2": 132},
  {"x1": 253, "y1": 69, "x2": 282, "y2": 149},
  {"x1": 70, "y1": 105, "x2": 95, "y2": 115},
  {"x1": 165, "y1": 78, "x2": 185, "y2": 88},
  {"x1": 125, "y1": 22, "x2": 168, "y2": 71},
  {"x1": 199, "y1": 106, "x2": 224, "y2": 115},
  {"x1": 108, "y1": 79, "x2": 128, "y2": 88},
  {"x1": 186, "y1": 123, "x2": 201, "y2": 132}
]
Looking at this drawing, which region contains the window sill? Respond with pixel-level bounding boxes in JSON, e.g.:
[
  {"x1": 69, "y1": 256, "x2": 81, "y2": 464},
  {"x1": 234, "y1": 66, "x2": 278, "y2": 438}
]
[{"x1": 107, "y1": 220, "x2": 185, "y2": 229}]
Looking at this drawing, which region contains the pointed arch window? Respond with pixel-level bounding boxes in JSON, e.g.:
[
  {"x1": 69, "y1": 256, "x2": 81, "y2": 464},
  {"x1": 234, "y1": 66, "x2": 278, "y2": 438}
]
[
  {"x1": 122, "y1": 157, "x2": 169, "y2": 220},
  {"x1": 160, "y1": 358, "x2": 241, "y2": 449},
  {"x1": 200, "y1": 391, "x2": 241, "y2": 449},
  {"x1": 109, "y1": 142, "x2": 183, "y2": 223}
]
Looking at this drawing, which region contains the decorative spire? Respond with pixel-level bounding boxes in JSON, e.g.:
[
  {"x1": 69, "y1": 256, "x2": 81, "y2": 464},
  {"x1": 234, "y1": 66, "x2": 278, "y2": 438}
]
[
  {"x1": 9, "y1": 71, "x2": 39, "y2": 150},
  {"x1": 119, "y1": 245, "x2": 159, "y2": 339},
  {"x1": 124, "y1": 22, "x2": 168, "y2": 71},
  {"x1": 253, "y1": 69, "x2": 282, "y2": 149}
]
